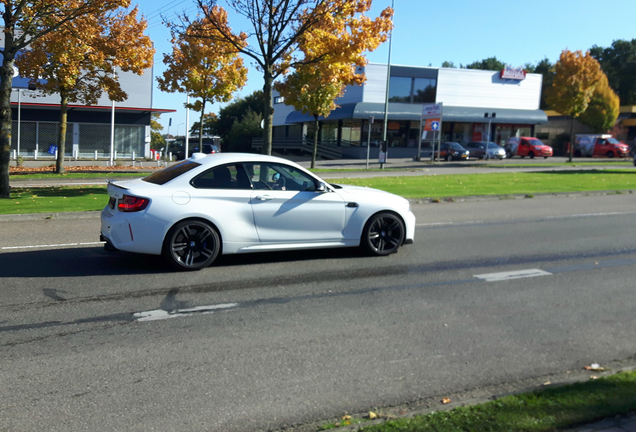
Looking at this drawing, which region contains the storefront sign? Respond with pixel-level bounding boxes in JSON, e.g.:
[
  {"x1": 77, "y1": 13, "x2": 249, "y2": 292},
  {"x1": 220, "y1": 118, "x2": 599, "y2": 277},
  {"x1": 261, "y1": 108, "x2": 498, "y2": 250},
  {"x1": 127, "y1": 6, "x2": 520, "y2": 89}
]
[
  {"x1": 500, "y1": 66, "x2": 526, "y2": 80},
  {"x1": 422, "y1": 104, "x2": 442, "y2": 117}
]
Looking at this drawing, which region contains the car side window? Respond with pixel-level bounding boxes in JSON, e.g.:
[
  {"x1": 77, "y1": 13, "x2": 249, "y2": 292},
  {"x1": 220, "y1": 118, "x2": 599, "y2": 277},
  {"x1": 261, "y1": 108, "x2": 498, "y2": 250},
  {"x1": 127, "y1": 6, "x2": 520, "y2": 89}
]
[
  {"x1": 243, "y1": 163, "x2": 317, "y2": 192},
  {"x1": 191, "y1": 164, "x2": 251, "y2": 189}
]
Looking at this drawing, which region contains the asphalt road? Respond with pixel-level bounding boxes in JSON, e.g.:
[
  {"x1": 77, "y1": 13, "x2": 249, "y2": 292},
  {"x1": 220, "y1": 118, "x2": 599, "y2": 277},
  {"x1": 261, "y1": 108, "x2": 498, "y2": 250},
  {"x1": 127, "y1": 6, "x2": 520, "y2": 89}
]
[{"x1": 2, "y1": 194, "x2": 636, "y2": 431}]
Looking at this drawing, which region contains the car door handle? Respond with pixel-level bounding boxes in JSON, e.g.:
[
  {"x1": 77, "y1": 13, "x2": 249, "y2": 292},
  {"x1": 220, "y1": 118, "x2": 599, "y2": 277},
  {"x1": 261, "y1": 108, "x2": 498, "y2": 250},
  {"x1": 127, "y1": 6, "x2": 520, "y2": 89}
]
[{"x1": 255, "y1": 195, "x2": 274, "y2": 201}]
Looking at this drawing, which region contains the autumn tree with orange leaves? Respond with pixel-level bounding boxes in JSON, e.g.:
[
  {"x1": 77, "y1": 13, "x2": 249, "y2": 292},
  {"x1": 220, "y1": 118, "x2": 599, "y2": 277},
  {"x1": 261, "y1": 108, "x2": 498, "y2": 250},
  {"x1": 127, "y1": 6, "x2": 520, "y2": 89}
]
[
  {"x1": 158, "y1": 8, "x2": 247, "y2": 152},
  {"x1": 0, "y1": 0, "x2": 134, "y2": 196},
  {"x1": 546, "y1": 50, "x2": 603, "y2": 161},
  {"x1": 275, "y1": 1, "x2": 391, "y2": 167},
  {"x1": 16, "y1": 4, "x2": 154, "y2": 173},
  {"x1": 578, "y1": 72, "x2": 620, "y2": 134},
  {"x1": 172, "y1": 0, "x2": 393, "y2": 156}
]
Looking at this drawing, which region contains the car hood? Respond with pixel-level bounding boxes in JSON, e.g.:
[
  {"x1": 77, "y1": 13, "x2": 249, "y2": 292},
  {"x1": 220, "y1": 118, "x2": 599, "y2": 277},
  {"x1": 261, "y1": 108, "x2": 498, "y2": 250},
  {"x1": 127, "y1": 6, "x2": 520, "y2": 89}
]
[{"x1": 331, "y1": 183, "x2": 410, "y2": 208}]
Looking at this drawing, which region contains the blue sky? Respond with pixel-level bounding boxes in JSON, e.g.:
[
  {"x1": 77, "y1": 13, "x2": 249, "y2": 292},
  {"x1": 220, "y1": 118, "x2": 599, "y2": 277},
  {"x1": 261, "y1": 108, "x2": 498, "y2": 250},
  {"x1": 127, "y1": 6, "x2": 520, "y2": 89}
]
[{"x1": 134, "y1": 0, "x2": 636, "y2": 134}]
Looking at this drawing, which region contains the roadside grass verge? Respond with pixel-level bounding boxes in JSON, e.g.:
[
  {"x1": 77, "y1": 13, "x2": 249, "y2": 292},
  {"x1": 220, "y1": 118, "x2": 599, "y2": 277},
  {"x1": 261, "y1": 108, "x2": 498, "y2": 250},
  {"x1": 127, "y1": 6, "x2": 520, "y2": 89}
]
[
  {"x1": 2, "y1": 170, "x2": 635, "y2": 214},
  {"x1": 1, "y1": 186, "x2": 107, "y2": 214},
  {"x1": 319, "y1": 371, "x2": 636, "y2": 431},
  {"x1": 329, "y1": 169, "x2": 636, "y2": 199}
]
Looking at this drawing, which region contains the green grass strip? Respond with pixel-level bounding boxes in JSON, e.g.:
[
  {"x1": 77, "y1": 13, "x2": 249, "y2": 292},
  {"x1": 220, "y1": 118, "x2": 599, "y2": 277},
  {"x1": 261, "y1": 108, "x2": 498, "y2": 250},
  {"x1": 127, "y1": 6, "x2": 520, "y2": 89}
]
[
  {"x1": 1, "y1": 186, "x2": 108, "y2": 214},
  {"x1": 342, "y1": 371, "x2": 636, "y2": 432},
  {"x1": 329, "y1": 169, "x2": 636, "y2": 199}
]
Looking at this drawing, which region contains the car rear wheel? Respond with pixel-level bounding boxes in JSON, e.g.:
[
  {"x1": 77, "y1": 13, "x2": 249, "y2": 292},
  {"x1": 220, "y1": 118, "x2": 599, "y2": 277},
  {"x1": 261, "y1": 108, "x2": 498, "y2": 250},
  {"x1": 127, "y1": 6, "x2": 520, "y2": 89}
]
[
  {"x1": 361, "y1": 212, "x2": 405, "y2": 256},
  {"x1": 529, "y1": 152, "x2": 535, "y2": 159},
  {"x1": 163, "y1": 220, "x2": 220, "y2": 270}
]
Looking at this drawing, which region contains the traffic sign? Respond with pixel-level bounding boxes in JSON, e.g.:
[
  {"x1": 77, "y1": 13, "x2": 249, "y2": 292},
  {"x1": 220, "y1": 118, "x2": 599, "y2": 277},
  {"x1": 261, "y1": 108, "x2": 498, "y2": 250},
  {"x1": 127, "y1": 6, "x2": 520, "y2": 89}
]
[{"x1": 424, "y1": 118, "x2": 440, "y2": 131}]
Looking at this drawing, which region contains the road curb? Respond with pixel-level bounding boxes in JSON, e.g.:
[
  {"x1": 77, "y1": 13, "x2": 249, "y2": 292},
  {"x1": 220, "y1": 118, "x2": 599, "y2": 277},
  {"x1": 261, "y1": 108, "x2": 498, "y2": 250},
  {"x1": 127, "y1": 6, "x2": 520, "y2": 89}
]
[{"x1": 0, "y1": 210, "x2": 101, "y2": 222}]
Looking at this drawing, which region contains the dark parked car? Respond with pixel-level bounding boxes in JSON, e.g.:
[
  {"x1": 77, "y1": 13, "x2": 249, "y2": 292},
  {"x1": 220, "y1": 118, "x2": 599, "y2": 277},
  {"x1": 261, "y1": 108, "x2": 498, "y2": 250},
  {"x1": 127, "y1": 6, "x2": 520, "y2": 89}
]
[
  {"x1": 439, "y1": 142, "x2": 470, "y2": 161},
  {"x1": 464, "y1": 141, "x2": 506, "y2": 160},
  {"x1": 168, "y1": 137, "x2": 220, "y2": 160}
]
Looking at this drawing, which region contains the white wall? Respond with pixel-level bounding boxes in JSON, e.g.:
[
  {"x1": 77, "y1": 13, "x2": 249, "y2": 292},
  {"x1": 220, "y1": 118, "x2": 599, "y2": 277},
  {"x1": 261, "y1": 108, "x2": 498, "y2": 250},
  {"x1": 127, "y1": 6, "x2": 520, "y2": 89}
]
[
  {"x1": 436, "y1": 68, "x2": 542, "y2": 110},
  {"x1": 11, "y1": 68, "x2": 154, "y2": 109},
  {"x1": 360, "y1": 63, "x2": 388, "y2": 103}
]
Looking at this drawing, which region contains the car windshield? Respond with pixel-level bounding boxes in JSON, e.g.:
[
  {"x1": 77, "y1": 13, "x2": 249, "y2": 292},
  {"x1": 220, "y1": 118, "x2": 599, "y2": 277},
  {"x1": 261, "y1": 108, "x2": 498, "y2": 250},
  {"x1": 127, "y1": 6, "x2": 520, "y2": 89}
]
[
  {"x1": 487, "y1": 143, "x2": 500, "y2": 149},
  {"x1": 449, "y1": 143, "x2": 465, "y2": 150},
  {"x1": 143, "y1": 160, "x2": 201, "y2": 185},
  {"x1": 607, "y1": 138, "x2": 621, "y2": 144}
]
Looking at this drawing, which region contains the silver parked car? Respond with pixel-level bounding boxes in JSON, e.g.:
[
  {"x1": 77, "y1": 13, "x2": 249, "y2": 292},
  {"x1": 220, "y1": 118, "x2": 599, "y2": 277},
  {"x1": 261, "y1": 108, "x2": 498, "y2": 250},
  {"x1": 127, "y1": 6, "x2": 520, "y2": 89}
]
[{"x1": 464, "y1": 141, "x2": 506, "y2": 160}]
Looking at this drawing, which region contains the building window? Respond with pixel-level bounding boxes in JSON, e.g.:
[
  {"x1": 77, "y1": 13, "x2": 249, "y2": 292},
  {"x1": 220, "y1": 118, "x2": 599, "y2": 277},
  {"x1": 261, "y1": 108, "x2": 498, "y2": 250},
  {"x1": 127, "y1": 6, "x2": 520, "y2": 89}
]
[
  {"x1": 389, "y1": 76, "x2": 412, "y2": 102},
  {"x1": 389, "y1": 76, "x2": 437, "y2": 104},
  {"x1": 412, "y1": 78, "x2": 436, "y2": 103},
  {"x1": 274, "y1": 96, "x2": 285, "y2": 104},
  {"x1": 341, "y1": 120, "x2": 362, "y2": 146}
]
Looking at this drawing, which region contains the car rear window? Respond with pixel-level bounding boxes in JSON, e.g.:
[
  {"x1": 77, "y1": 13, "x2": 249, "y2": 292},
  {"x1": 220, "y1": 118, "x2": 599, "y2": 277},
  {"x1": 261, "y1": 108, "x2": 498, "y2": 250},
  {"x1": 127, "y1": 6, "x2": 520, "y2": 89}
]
[{"x1": 143, "y1": 160, "x2": 201, "y2": 185}]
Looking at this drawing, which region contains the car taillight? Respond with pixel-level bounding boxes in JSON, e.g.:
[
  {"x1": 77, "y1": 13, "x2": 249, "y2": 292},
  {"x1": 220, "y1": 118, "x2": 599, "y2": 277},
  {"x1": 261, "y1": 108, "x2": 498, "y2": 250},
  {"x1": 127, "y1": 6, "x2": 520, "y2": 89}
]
[{"x1": 118, "y1": 194, "x2": 150, "y2": 212}]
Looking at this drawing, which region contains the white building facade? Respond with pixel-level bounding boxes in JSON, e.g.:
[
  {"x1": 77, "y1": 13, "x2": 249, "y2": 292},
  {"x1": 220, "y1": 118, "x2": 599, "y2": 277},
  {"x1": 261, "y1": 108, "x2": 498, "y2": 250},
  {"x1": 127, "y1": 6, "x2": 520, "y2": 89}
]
[{"x1": 270, "y1": 63, "x2": 547, "y2": 159}]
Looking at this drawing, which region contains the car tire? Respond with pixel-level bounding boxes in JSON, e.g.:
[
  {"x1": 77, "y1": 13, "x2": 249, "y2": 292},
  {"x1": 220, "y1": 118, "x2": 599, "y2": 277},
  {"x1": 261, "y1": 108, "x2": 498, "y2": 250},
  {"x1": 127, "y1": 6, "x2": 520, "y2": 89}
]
[
  {"x1": 529, "y1": 152, "x2": 535, "y2": 159},
  {"x1": 361, "y1": 212, "x2": 405, "y2": 256},
  {"x1": 607, "y1": 151, "x2": 614, "y2": 158},
  {"x1": 163, "y1": 219, "x2": 220, "y2": 270},
  {"x1": 574, "y1": 150, "x2": 582, "y2": 157},
  {"x1": 446, "y1": 154, "x2": 453, "y2": 162}
]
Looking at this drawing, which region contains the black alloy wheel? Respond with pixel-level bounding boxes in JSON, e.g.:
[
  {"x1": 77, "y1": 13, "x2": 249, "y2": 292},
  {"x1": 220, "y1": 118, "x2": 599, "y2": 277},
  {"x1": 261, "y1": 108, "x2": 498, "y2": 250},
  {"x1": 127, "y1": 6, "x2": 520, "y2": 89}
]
[
  {"x1": 163, "y1": 220, "x2": 220, "y2": 270},
  {"x1": 362, "y1": 212, "x2": 405, "y2": 256},
  {"x1": 607, "y1": 151, "x2": 614, "y2": 158}
]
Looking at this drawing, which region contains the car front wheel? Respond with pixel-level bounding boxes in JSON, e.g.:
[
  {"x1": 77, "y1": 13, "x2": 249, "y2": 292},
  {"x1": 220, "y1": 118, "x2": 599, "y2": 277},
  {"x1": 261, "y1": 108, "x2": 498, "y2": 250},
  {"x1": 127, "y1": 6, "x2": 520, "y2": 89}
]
[
  {"x1": 361, "y1": 212, "x2": 405, "y2": 256},
  {"x1": 163, "y1": 220, "x2": 220, "y2": 270}
]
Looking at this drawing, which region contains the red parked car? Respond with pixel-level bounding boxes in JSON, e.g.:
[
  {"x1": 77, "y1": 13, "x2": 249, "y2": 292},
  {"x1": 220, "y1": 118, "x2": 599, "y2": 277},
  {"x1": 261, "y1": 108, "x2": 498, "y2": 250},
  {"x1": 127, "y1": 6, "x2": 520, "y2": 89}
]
[
  {"x1": 504, "y1": 137, "x2": 553, "y2": 159},
  {"x1": 574, "y1": 135, "x2": 629, "y2": 158}
]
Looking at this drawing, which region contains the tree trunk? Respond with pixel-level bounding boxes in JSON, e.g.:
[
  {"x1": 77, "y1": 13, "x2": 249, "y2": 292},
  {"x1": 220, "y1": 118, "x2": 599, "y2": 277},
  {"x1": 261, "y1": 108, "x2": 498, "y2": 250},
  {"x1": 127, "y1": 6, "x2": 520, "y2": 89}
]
[
  {"x1": 0, "y1": 36, "x2": 16, "y2": 198},
  {"x1": 311, "y1": 115, "x2": 319, "y2": 169},
  {"x1": 262, "y1": 66, "x2": 274, "y2": 155},
  {"x1": 56, "y1": 92, "x2": 69, "y2": 174}
]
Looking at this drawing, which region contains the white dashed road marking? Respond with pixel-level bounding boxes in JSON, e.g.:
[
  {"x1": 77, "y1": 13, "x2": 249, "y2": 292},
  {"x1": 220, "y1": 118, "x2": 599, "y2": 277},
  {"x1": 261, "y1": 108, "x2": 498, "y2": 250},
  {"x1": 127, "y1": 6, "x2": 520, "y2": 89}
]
[
  {"x1": 474, "y1": 269, "x2": 552, "y2": 282},
  {"x1": 133, "y1": 303, "x2": 239, "y2": 322}
]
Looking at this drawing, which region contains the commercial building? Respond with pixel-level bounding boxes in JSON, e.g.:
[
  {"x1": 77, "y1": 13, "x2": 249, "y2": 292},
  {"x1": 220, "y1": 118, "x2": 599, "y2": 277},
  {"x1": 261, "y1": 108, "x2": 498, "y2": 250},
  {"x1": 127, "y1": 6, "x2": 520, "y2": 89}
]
[
  {"x1": 7, "y1": 59, "x2": 173, "y2": 160},
  {"x1": 268, "y1": 63, "x2": 548, "y2": 159}
]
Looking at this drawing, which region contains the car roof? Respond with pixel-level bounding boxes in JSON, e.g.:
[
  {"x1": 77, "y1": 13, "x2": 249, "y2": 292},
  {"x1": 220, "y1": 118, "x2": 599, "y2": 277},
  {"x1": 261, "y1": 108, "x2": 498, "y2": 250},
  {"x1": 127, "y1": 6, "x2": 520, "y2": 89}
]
[{"x1": 189, "y1": 152, "x2": 306, "y2": 169}]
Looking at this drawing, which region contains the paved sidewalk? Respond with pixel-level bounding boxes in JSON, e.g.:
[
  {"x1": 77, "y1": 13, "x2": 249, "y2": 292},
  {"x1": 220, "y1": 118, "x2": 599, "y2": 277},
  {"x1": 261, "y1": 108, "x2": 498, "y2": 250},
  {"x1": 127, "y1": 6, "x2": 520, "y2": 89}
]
[{"x1": 567, "y1": 415, "x2": 636, "y2": 431}]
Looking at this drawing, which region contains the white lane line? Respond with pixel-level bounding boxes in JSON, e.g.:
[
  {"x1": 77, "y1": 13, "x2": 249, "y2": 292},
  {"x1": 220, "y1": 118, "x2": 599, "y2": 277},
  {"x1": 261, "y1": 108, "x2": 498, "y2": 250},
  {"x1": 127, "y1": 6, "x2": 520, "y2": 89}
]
[
  {"x1": 1, "y1": 241, "x2": 105, "y2": 250},
  {"x1": 133, "y1": 303, "x2": 239, "y2": 322},
  {"x1": 474, "y1": 269, "x2": 552, "y2": 282}
]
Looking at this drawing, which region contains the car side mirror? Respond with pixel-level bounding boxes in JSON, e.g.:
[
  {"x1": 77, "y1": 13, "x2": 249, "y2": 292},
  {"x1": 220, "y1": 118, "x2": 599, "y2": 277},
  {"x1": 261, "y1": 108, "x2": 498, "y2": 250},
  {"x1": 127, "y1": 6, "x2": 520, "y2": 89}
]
[{"x1": 316, "y1": 182, "x2": 326, "y2": 192}]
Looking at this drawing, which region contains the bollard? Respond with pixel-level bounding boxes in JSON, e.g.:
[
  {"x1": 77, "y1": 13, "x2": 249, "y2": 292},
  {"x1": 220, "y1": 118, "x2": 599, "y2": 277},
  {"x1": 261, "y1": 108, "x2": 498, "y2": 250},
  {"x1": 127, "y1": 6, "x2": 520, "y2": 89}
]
[{"x1": 35, "y1": 144, "x2": 38, "y2": 160}]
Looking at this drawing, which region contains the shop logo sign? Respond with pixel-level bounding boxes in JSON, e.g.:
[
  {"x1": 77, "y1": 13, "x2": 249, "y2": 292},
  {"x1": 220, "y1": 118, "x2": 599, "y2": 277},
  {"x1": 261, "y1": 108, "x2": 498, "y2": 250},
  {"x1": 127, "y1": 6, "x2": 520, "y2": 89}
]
[{"x1": 500, "y1": 66, "x2": 526, "y2": 80}]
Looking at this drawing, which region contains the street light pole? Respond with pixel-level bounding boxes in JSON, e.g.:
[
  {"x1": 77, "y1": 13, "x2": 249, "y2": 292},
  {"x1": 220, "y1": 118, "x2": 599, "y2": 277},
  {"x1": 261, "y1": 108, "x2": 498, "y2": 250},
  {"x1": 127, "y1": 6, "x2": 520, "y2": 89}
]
[
  {"x1": 381, "y1": 0, "x2": 395, "y2": 170},
  {"x1": 484, "y1": 112, "x2": 496, "y2": 160}
]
